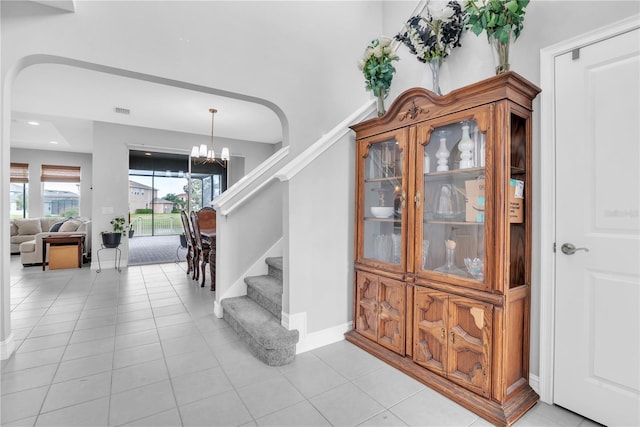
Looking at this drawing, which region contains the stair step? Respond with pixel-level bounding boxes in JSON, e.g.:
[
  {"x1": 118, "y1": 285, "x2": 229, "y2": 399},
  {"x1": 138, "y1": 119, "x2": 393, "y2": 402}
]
[
  {"x1": 221, "y1": 296, "x2": 298, "y2": 366},
  {"x1": 245, "y1": 275, "x2": 282, "y2": 320},
  {"x1": 265, "y1": 256, "x2": 283, "y2": 281}
]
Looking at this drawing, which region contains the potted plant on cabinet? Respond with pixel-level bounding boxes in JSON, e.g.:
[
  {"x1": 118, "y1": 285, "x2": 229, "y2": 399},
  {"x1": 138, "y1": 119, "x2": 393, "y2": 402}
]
[{"x1": 101, "y1": 216, "x2": 128, "y2": 248}]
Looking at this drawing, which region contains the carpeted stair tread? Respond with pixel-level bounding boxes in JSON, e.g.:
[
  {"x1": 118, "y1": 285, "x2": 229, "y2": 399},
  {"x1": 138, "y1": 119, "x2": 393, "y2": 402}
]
[
  {"x1": 244, "y1": 274, "x2": 282, "y2": 318},
  {"x1": 265, "y1": 257, "x2": 283, "y2": 281},
  {"x1": 222, "y1": 255, "x2": 297, "y2": 366},
  {"x1": 221, "y1": 296, "x2": 298, "y2": 349},
  {"x1": 265, "y1": 256, "x2": 283, "y2": 271}
]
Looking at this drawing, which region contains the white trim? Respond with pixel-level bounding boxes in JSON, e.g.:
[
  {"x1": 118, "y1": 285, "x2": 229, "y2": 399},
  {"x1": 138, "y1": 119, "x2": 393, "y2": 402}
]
[
  {"x1": 219, "y1": 174, "x2": 278, "y2": 216},
  {"x1": 538, "y1": 14, "x2": 640, "y2": 405},
  {"x1": 294, "y1": 320, "x2": 354, "y2": 354},
  {"x1": 1, "y1": 333, "x2": 15, "y2": 360},
  {"x1": 275, "y1": 100, "x2": 376, "y2": 181},
  {"x1": 213, "y1": 300, "x2": 223, "y2": 318},
  {"x1": 282, "y1": 311, "x2": 306, "y2": 337},
  {"x1": 213, "y1": 146, "x2": 289, "y2": 210},
  {"x1": 529, "y1": 374, "x2": 540, "y2": 396}
]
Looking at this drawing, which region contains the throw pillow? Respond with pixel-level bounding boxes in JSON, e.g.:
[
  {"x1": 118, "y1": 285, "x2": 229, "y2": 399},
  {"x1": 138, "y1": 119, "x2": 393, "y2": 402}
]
[
  {"x1": 59, "y1": 219, "x2": 82, "y2": 232},
  {"x1": 49, "y1": 221, "x2": 65, "y2": 232},
  {"x1": 15, "y1": 218, "x2": 42, "y2": 235}
]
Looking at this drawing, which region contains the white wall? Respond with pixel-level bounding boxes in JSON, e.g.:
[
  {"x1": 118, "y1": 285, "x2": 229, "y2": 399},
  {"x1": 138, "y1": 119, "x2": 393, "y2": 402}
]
[
  {"x1": 287, "y1": 133, "x2": 356, "y2": 334},
  {"x1": 10, "y1": 148, "x2": 93, "y2": 219}
]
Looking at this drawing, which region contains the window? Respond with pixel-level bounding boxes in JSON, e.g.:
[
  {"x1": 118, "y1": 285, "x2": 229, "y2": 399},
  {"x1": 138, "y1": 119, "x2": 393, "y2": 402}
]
[
  {"x1": 41, "y1": 164, "x2": 81, "y2": 217},
  {"x1": 10, "y1": 163, "x2": 29, "y2": 219}
]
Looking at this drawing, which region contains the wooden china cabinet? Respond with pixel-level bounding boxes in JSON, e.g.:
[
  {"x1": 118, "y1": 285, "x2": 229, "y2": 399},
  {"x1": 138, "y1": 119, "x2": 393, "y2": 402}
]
[{"x1": 346, "y1": 72, "x2": 541, "y2": 426}]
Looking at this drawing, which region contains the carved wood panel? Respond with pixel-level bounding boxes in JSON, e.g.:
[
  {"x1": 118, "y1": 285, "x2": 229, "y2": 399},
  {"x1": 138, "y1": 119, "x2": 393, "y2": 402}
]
[
  {"x1": 377, "y1": 276, "x2": 406, "y2": 355},
  {"x1": 355, "y1": 272, "x2": 378, "y2": 342},
  {"x1": 413, "y1": 287, "x2": 448, "y2": 375},
  {"x1": 448, "y1": 296, "x2": 492, "y2": 397}
]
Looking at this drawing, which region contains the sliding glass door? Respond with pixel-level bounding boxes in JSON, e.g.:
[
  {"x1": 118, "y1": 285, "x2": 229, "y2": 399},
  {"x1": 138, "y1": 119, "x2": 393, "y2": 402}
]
[
  {"x1": 129, "y1": 150, "x2": 227, "y2": 236},
  {"x1": 129, "y1": 151, "x2": 188, "y2": 237}
]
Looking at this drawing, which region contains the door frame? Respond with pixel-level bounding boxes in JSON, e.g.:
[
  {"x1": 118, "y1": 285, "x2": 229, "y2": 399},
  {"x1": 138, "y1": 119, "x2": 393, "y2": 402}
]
[{"x1": 538, "y1": 14, "x2": 640, "y2": 405}]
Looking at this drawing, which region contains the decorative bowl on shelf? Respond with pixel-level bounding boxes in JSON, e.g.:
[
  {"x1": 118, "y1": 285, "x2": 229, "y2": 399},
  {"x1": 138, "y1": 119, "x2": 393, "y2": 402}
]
[
  {"x1": 464, "y1": 257, "x2": 484, "y2": 281},
  {"x1": 371, "y1": 207, "x2": 394, "y2": 218}
]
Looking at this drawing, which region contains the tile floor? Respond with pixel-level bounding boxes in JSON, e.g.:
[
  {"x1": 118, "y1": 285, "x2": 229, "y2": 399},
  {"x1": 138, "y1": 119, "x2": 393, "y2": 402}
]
[{"x1": 2, "y1": 256, "x2": 599, "y2": 427}]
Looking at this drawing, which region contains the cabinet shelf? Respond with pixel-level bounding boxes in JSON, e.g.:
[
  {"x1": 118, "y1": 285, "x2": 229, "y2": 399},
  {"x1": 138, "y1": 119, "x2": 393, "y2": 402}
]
[
  {"x1": 365, "y1": 176, "x2": 402, "y2": 183},
  {"x1": 425, "y1": 220, "x2": 483, "y2": 226},
  {"x1": 424, "y1": 167, "x2": 484, "y2": 179},
  {"x1": 365, "y1": 217, "x2": 400, "y2": 223}
]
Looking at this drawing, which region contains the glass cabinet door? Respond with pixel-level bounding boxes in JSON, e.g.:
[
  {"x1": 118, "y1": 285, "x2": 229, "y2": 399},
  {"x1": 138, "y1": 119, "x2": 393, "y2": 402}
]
[
  {"x1": 360, "y1": 133, "x2": 405, "y2": 269},
  {"x1": 418, "y1": 118, "x2": 486, "y2": 285}
]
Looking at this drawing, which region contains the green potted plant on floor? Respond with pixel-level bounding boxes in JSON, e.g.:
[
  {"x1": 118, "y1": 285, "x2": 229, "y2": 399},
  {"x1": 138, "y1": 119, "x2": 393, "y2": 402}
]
[{"x1": 101, "y1": 216, "x2": 128, "y2": 248}]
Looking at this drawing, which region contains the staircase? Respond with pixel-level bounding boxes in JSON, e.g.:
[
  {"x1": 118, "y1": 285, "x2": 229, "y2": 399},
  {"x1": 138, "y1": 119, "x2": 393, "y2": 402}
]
[{"x1": 221, "y1": 257, "x2": 299, "y2": 366}]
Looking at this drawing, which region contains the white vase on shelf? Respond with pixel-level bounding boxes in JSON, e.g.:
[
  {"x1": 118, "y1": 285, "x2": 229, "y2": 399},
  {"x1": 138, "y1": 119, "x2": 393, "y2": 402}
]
[
  {"x1": 435, "y1": 136, "x2": 450, "y2": 172},
  {"x1": 458, "y1": 122, "x2": 474, "y2": 169}
]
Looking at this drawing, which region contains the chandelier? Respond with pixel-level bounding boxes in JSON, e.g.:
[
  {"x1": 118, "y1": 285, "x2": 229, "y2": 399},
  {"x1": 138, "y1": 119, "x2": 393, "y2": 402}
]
[{"x1": 191, "y1": 108, "x2": 230, "y2": 166}]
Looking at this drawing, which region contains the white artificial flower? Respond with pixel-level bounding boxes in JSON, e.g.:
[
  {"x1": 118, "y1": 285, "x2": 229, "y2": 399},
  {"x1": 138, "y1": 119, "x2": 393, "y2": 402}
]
[
  {"x1": 373, "y1": 45, "x2": 383, "y2": 58},
  {"x1": 358, "y1": 59, "x2": 365, "y2": 70},
  {"x1": 378, "y1": 36, "x2": 393, "y2": 47},
  {"x1": 365, "y1": 47, "x2": 374, "y2": 60},
  {"x1": 428, "y1": 1, "x2": 455, "y2": 22},
  {"x1": 408, "y1": 28, "x2": 429, "y2": 59}
]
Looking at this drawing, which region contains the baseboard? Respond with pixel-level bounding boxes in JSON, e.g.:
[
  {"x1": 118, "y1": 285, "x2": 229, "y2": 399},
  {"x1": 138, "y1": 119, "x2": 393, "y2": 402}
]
[
  {"x1": 214, "y1": 300, "x2": 223, "y2": 318},
  {"x1": 285, "y1": 312, "x2": 353, "y2": 354},
  {"x1": 1, "y1": 333, "x2": 16, "y2": 360},
  {"x1": 282, "y1": 311, "x2": 306, "y2": 337},
  {"x1": 529, "y1": 373, "x2": 540, "y2": 396}
]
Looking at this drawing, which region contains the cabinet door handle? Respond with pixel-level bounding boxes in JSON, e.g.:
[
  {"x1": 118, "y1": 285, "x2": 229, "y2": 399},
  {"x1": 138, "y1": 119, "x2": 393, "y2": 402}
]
[
  {"x1": 401, "y1": 190, "x2": 406, "y2": 208},
  {"x1": 440, "y1": 328, "x2": 445, "y2": 339},
  {"x1": 450, "y1": 331, "x2": 455, "y2": 344},
  {"x1": 415, "y1": 191, "x2": 421, "y2": 208}
]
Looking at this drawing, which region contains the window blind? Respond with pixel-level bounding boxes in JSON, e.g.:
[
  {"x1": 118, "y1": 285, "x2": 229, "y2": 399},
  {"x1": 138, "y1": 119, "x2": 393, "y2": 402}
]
[
  {"x1": 41, "y1": 165, "x2": 81, "y2": 182},
  {"x1": 10, "y1": 163, "x2": 29, "y2": 183}
]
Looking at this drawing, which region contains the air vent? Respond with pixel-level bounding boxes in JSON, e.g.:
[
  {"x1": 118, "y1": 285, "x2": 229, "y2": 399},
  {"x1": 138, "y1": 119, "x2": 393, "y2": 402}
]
[{"x1": 114, "y1": 107, "x2": 130, "y2": 115}]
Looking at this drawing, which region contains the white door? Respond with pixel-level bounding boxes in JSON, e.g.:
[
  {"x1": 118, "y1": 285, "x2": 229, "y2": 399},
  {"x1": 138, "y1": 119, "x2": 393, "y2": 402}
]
[{"x1": 554, "y1": 28, "x2": 640, "y2": 426}]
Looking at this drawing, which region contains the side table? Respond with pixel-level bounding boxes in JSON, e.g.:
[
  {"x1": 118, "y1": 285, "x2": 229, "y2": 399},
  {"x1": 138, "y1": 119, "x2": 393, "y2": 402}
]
[{"x1": 42, "y1": 234, "x2": 85, "y2": 271}]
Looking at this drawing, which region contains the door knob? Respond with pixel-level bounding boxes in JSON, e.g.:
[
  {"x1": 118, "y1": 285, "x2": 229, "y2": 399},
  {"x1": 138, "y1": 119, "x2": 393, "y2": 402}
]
[{"x1": 561, "y1": 243, "x2": 589, "y2": 255}]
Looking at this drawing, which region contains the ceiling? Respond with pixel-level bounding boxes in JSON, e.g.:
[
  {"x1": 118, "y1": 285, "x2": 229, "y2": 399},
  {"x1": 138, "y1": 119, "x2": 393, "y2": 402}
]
[{"x1": 10, "y1": 63, "x2": 283, "y2": 154}]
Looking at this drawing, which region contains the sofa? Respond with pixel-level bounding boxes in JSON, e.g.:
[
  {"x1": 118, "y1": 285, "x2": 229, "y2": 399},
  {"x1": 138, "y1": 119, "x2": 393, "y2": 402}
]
[{"x1": 10, "y1": 217, "x2": 92, "y2": 266}]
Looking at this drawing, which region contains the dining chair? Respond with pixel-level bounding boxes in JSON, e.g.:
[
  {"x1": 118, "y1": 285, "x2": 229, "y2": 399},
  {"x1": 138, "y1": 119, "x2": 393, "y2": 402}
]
[
  {"x1": 180, "y1": 210, "x2": 197, "y2": 280},
  {"x1": 196, "y1": 207, "x2": 217, "y2": 291},
  {"x1": 196, "y1": 206, "x2": 216, "y2": 232},
  {"x1": 190, "y1": 210, "x2": 211, "y2": 288}
]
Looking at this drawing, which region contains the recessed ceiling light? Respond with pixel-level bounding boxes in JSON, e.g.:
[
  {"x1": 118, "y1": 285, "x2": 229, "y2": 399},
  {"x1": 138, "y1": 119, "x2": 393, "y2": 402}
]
[
  {"x1": 144, "y1": 152, "x2": 152, "y2": 156},
  {"x1": 27, "y1": 121, "x2": 40, "y2": 126},
  {"x1": 49, "y1": 141, "x2": 59, "y2": 145}
]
